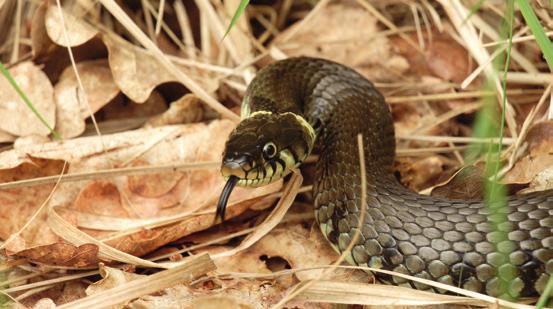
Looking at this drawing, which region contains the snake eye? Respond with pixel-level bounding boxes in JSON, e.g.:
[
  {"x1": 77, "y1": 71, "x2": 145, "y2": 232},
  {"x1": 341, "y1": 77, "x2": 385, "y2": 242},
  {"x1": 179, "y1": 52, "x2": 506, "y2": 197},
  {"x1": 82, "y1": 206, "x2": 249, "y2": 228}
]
[{"x1": 262, "y1": 142, "x2": 277, "y2": 160}]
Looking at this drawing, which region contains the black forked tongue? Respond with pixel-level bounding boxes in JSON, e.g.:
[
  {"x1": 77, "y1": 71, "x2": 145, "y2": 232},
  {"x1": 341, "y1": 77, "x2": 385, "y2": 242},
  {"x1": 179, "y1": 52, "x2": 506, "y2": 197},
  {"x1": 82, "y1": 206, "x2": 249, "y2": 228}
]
[{"x1": 215, "y1": 175, "x2": 239, "y2": 222}]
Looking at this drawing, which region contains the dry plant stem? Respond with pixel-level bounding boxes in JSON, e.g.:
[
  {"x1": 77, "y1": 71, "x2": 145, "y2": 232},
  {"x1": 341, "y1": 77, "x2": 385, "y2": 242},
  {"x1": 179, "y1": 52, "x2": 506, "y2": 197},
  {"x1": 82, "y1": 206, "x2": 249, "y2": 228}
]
[
  {"x1": 55, "y1": 0, "x2": 106, "y2": 145},
  {"x1": 218, "y1": 265, "x2": 533, "y2": 309},
  {"x1": 470, "y1": 12, "x2": 537, "y2": 74},
  {"x1": 3, "y1": 270, "x2": 100, "y2": 293},
  {"x1": 386, "y1": 89, "x2": 534, "y2": 104},
  {"x1": 0, "y1": 161, "x2": 218, "y2": 190},
  {"x1": 194, "y1": 0, "x2": 240, "y2": 63},
  {"x1": 9, "y1": 0, "x2": 22, "y2": 63},
  {"x1": 397, "y1": 134, "x2": 515, "y2": 145},
  {"x1": 462, "y1": 45, "x2": 507, "y2": 88},
  {"x1": 98, "y1": 0, "x2": 239, "y2": 122},
  {"x1": 270, "y1": 134, "x2": 368, "y2": 309},
  {"x1": 140, "y1": 0, "x2": 155, "y2": 39},
  {"x1": 356, "y1": 0, "x2": 422, "y2": 54},
  {"x1": 140, "y1": 0, "x2": 190, "y2": 53},
  {"x1": 277, "y1": 0, "x2": 330, "y2": 42},
  {"x1": 294, "y1": 281, "x2": 483, "y2": 306},
  {"x1": 506, "y1": 72, "x2": 553, "y2": 84},
  {"x1": 484, "y1": 30, "x2": 553, "y2": 47},
  {"x1": 411, "y1": 102, "x2": 482, "y2": 135},
  {"x1": 154, "y1": 0, "x2": 165, "y2": 35},
  {"x1": 438, "y1": 0, "x2": 518, "y2": 139},
  {"x1": 57, "y1": 253, "x2": 216, "y2": 309},
  {"x1": 0, "y1": 161, "x2": 67, "y2": 250},
  {"x1": 15, "y1": 285, "x2": 57, "y2": 301},
  {"x1": 499, "y1": 84, "x2": 553, "y2": 178},
  {"x1": 174, "y1": 0, "x2": 196, "y2": 59}
]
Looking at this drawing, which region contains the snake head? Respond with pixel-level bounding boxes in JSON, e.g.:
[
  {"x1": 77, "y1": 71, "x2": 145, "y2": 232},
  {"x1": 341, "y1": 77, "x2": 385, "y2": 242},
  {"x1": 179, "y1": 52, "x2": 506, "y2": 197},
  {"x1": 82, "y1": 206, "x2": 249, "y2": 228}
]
[{"x1": 215, "y1": 111, "x2": 315, "y2": 221}]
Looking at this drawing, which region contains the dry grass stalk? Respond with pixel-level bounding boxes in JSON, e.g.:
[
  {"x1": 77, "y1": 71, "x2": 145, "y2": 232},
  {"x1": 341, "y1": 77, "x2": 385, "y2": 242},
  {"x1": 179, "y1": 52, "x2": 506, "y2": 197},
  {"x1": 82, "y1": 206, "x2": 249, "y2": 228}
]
[
  {"x1": 56, "y1": 253, "x2": 215, "y2": 309},
  {"x1": 98, "y1": 0, "x2": 239, "y2": 121},
  {"x1": 0, "y1": 161, "x2": 218, "y2": 190}
]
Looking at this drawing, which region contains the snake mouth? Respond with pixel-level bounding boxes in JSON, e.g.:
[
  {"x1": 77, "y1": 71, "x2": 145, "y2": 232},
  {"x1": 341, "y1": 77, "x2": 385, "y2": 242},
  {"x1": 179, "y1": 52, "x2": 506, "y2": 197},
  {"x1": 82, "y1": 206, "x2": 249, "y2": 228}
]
[{"x1": 216, "y1": 175, "x2": 239, "y2": 221}]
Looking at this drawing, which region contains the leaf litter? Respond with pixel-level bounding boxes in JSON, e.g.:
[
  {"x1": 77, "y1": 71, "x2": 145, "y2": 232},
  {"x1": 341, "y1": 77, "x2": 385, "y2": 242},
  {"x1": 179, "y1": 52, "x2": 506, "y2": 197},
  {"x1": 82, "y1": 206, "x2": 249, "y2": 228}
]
[{"x1": 0, "y1": 0, "x2": 552, "y2": 308}]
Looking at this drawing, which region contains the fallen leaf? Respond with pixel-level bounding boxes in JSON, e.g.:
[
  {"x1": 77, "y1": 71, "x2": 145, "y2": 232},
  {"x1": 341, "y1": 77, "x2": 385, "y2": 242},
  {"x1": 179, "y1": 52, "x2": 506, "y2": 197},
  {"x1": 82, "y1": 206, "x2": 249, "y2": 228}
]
[
  {"x1": 395, "y1": 155, "x2": 456, "y2": 192},
  {"x1": 12, "y1": 243, "x2": 99, "y2": 268},
  {"x1": 504, "y1": 121, "x2": 553, "y2": 185},
  {"x1": 0, "y1": 62, "x2": 56, "y2": 136},
  {"x1": 0, "y1": 121, "x2": 282, "y2": 263},
  {"x1": 392, "y1": 30, "x2": 473, "y2": 83},
  {"x1": 54, "y1": 59, "x2": 120, "y2": 138},
  {"x1": 145, "y1": 94, "x2": 205, "y2": 127},
  {"x1": 45, "y1": 4, "x2": 98, "y2": 47},
  {"x1": 273, "y1": 2, "x2": 409, "y2": 82},
  {"x1": 104, "y1": 35, "x2": 178, "y2": 103}
]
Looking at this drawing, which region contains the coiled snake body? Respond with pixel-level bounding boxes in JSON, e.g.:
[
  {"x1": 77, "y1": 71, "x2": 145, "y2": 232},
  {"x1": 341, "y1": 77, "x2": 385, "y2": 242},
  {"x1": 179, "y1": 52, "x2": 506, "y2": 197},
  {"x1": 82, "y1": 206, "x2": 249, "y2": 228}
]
[{"x1": 217, "y1": 57, "x2": 553, "y2": 298}]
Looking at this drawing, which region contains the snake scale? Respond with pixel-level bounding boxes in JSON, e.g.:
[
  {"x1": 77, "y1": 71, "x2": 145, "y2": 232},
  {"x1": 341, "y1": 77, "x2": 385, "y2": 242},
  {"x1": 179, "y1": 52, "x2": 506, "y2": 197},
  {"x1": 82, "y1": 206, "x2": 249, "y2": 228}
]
[{"x1": 216, "y1": 57, "x2": 553, "y2": 298}]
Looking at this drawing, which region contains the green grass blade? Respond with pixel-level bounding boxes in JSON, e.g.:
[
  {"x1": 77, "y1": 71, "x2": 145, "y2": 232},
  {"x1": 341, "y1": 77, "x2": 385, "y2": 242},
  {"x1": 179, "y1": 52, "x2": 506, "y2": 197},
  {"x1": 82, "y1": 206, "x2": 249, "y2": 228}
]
[
  {"x1": 515, "y1": 0, "x2": 553, "y2": 70},
  {"x1": 0, "y1": 63, "x2": 61, "y2": 140},
  {"x1": 222, "y1": 0, "x2": 249, "y2": 40},
  {"x1": 537, "y1": 276, "x2": 553, "y2": 308}
]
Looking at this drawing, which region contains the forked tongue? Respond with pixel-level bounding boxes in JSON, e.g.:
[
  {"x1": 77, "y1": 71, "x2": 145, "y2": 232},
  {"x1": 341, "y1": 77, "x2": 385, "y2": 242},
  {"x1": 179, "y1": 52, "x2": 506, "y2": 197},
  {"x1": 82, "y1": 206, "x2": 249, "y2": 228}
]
[{"x1": 215, "y1": 175, "x2": 239, "y2": 222}]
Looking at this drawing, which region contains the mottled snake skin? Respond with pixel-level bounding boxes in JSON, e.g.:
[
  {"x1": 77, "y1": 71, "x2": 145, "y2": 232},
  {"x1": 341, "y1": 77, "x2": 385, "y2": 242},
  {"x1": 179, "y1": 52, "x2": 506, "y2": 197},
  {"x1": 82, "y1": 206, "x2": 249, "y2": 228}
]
[{"x1": 244, "y1": 57, "x2": 553, "y2": 298}]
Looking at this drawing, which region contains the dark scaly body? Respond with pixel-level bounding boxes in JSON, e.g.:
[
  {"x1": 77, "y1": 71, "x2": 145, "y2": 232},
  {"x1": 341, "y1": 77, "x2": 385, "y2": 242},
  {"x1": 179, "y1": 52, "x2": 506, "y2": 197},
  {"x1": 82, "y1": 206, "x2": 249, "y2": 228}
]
[{"x1": 241, "y1": 57, "x2": 553, "y2": 298}]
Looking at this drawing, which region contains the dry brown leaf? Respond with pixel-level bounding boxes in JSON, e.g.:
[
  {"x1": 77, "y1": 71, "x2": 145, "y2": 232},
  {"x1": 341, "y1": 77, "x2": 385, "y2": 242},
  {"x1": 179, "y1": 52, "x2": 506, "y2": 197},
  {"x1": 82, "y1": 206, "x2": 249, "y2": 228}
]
[
  {"x1": 31, "y1": 1, "x2": 57, "y2": 60},
  {"x1": 273, "y1": 2, "x2": 408, "y2": 82},
  {"x1": 0, "y1": 62, "x2": 56, "y2": 137},
  {"x1": 504, "y1": 121, "x2": 553, "y2": 186},
  {"x1": 0, "y1": 121, "x2": 282, "y2": 264},
  {"x1": 104, "y1": 35, "x2": 178, "y2": 103},
  {"x1": 392, "y1": 30, "x2": 473, "y2": 83},
  {"x1": 0, "y1": 158, "x2": 66, "y2": 243},
  {"x1": 145, "y1": 94, "x2": 205, "y2": 127},
  {"x1": 12, "y1": 243, "x2": 99, "y2": 268},
  {"x1": 45, "y1": 4, "x2": 98, "y2": 47},
  {"x1": 54, "y1": 59, "x2": 120, "y2": 138},
  {"x1": 395, "y1": 155, "x2": 455, "y2": 192}
]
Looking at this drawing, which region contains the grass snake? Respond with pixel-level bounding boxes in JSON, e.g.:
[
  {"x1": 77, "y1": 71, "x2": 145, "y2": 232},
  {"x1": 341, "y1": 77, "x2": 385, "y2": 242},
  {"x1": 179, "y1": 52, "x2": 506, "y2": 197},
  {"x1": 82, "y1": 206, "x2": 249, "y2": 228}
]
[{"x1": 216, "y1": 57, "x2": 553, "y2": 299}]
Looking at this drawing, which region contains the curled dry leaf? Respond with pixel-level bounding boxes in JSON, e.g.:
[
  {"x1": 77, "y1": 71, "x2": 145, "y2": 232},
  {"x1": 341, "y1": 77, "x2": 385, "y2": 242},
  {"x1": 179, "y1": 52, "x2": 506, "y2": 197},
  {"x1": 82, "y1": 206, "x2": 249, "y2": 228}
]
[
  {"x1": 104, "y1": 35, "x2": 178, "y2": 103},
  {"x1": 430, "y1": 165, "x2": 485, "y2": 200},
  {"x1": 504, "y1": 121, "x2": 553, "y2": 186},
  {"x1": 85, "y1": 264, "x2": 145, "y2": 296},
  {"x1": 54, "y1": 59, "x2": 120, "y2": 138},
  {"x1": 273, "y1": 2, "x2": 408, "y2": 81},
  {"x1": 0, "y1": 62, "x2": 56, "y2": 136},
  {"x1": 45, "y1": 4, "x2": 98, "y2": 47},
  {"x1": 0, "y1": 121, "x2": 282, "y2": 264}
]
